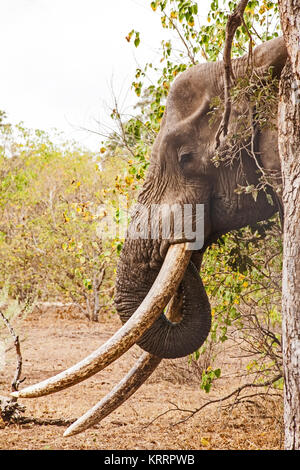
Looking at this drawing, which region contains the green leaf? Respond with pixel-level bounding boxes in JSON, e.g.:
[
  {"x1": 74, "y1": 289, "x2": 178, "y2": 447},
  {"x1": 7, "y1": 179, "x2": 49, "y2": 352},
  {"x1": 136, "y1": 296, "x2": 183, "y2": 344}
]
[{"x1": 134, "y1": 32, "x2": 140, "y2": 48}]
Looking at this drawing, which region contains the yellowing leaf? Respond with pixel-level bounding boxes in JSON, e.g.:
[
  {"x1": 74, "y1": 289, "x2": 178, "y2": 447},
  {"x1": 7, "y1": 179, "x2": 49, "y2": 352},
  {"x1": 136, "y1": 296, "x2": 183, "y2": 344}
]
[
  {"x1": 200, "y1": 437, "x2": 210, "y2": 447},
  {"x1": 259, "y1": 5, "x2": 267, "y2": 14},
  {"x1": 125, "y1": 176, "x2": 134, "y2": 185},
  {"x1": 98, "y1": 209, "x2": 107, "y2": 219}
]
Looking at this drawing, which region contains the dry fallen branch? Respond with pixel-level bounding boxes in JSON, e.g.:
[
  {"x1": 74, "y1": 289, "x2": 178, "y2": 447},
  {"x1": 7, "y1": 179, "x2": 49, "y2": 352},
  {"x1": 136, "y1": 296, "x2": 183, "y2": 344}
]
[
  {"x1": 15, "y1": 416, "x2": 76, "y2": 427},
  {"x1": 0, "y1": 395, "x2": 75, "y2": 427},
  {"x1": 0, "y1": 395, "x2": 25, "y2": 424}
]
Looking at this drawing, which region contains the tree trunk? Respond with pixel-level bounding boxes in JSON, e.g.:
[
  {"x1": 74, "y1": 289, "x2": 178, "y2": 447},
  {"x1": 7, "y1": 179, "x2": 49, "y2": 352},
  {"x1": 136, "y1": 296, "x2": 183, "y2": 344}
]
[{"x1": 278, "y1": 0, "x2": 300, "y2": 450}]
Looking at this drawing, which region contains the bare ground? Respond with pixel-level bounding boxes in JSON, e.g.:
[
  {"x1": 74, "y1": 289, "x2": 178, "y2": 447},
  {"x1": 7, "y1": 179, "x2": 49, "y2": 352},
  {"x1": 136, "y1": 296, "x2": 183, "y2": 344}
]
[{"x1": 0, "y1": 307, "x2": 283, "y2": 450}]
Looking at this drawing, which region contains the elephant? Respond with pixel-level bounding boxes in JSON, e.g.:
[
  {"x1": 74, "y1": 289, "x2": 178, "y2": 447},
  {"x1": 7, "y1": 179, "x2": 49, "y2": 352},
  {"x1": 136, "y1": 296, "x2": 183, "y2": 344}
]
[{"x1": 12, "y1": 37, "x2": 287, "y2": 436}]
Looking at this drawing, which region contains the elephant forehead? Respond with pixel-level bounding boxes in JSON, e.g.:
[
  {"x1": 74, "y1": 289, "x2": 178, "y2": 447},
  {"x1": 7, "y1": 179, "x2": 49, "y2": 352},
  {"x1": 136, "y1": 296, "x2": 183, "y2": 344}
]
[
  {"x1": 162, "y1": 123, "x2": 196, "y2": 144},
  {"x1": 166, "y1": 62, "x2": 218, "y2": 123},
  {"x1": 161, "y1": 114, "x2": 211, "y2": 149}
]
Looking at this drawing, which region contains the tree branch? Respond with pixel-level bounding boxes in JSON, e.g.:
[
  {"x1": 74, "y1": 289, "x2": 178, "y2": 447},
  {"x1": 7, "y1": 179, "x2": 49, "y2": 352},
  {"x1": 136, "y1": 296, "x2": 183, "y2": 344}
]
[
  {"x1": 215, "y1": 0, "x2": 250, "y2": 148},
  {"x1": 162, "y1": 9, "x2": 197, "y2": 65},
  {"x1": 0, "y1": 310, "x2": 24, "y2": 396}
]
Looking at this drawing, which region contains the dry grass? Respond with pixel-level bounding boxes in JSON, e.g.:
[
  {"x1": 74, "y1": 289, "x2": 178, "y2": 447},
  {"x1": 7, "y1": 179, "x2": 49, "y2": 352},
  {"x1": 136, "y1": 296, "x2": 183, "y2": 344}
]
[{"x1": 0, "y1": 308, "x2": 283, "y2": 450}]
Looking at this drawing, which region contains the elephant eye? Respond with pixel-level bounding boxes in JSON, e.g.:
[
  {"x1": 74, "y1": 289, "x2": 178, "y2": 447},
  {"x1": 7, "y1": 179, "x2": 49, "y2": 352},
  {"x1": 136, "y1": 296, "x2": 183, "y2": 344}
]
[{"x1": 179, "y1": 153, "x2": 193, "y2": 167}]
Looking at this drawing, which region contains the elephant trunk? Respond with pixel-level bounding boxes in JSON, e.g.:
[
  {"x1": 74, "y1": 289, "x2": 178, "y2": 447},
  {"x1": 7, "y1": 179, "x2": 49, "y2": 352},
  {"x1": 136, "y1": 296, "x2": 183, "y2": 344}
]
[{"x1": 115, "y1": 240, "x2": 211, "y2": 359}]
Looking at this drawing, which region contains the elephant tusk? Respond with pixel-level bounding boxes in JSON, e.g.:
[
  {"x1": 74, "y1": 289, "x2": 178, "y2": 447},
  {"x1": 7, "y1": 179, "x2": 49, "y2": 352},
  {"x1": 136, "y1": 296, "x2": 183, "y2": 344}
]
[
  {"x1": 63, "y1": 352, "x2": 161, "y2": 437},
  {"x1": 11, "y1": 243, "x2": 191, "y2": 399}
]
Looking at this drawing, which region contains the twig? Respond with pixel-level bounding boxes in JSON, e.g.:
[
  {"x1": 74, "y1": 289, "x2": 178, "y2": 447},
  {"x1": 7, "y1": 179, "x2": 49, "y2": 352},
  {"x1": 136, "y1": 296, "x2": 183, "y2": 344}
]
[
  {"x1": 241, "y1": 16, "x2": 254, "y2": 67},
  {"x1": 0, "y1": 310, "x2": 24, "y2": 396},
  {"x1": 142, "y1": 401, "x2": 194, "y2": 430},
  {"x1": 92, "y1": 266, "x2": 105, "y2": 322},
  {"x1": 144, "y1": 374, "x2": 282, "y2": 428},
  {"x1": 162, "y1": 9, "x2": 197, "y2": 65},
  {"x1": 215, "y1": 0, "x2": 250, "y2": 148},
  {"x1": 16, "y1": 416, "x2": 76, "y2": 427},
  {"x1": 176, "y1": 374, "x2": 282, "y2": 425},
  {"x1": 56, "y1": 281, "x2": 90, "y2": 321}
]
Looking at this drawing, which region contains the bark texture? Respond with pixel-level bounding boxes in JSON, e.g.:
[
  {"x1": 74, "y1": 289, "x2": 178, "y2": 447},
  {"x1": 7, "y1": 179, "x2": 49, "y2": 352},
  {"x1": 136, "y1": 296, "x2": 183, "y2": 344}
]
[{"x1": 278, "y1": 0, "x2": 300, "y2": 450}]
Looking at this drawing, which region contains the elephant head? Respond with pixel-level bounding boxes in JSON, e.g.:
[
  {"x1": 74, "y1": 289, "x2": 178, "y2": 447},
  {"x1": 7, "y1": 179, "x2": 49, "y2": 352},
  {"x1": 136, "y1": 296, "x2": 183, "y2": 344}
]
[{"x1": 12, "y1": 37, "x2": 287, "y2": 436}]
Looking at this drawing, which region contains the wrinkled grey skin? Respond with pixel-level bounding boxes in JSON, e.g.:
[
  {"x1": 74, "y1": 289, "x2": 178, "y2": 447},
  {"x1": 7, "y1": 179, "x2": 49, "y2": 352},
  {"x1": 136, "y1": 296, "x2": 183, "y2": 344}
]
[{"x1": 115, "y1": 37, "x2": 287, "y2": 359}]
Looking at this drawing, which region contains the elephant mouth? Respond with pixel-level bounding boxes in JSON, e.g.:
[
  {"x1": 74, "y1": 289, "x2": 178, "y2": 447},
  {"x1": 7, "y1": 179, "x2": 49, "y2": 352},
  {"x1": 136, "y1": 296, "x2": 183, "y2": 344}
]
[{"x1": 11, "y1": 242, "x2": 211, "y2": 436}]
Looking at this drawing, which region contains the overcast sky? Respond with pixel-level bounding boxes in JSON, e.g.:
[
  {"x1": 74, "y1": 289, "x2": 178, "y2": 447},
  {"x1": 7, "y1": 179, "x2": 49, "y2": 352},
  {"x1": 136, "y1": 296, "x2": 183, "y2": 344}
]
[{"x1": 0, "y1": 0, "x2": 210, "y2": 150}]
